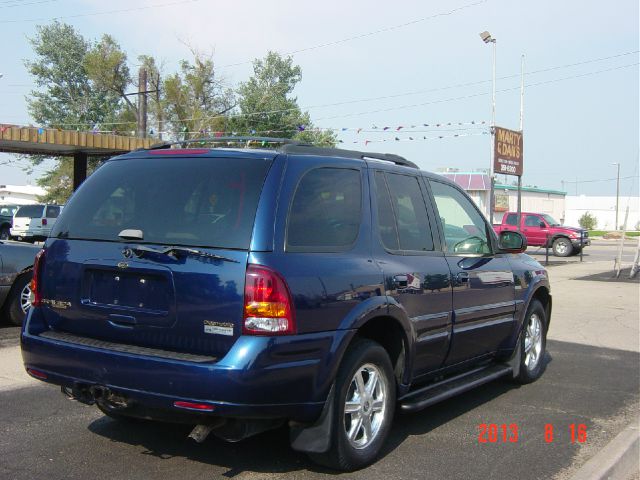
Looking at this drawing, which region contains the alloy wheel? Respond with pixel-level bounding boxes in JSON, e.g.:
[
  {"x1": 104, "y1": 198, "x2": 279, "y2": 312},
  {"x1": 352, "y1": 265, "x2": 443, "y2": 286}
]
[
  {"x1": 524, "y1": 313, "x2": 543, "y2": 371},
  {"x1": 20, "y1": 282, "x2": 32, "y2": 314},
  {"x1": 343, "y1": 363, "x2": 388, "y2": 450}
]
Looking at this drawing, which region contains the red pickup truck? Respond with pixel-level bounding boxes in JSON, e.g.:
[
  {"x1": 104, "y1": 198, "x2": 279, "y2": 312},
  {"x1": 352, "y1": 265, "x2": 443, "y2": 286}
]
[{"x1": 494, "y1": 212, "x2": 590, "y2": 257}]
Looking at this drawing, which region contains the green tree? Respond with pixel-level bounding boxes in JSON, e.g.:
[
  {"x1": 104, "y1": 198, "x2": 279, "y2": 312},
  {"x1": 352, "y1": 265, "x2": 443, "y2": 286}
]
[
  {"x1": 233, "y1": 51, "x2": 336, "y2": 146},
  {"x1": 163, "y1": 49, "x2": 235, "y2": 140},
  {"x1": 578, "y1": 211, "x2": 598, "y2": 230},
  {"x1": 83, "y1": 34, "x2": 138, "y2": 133},
  {"x1": 24, "y1": 22, "x2": 126, "y2": 203}
]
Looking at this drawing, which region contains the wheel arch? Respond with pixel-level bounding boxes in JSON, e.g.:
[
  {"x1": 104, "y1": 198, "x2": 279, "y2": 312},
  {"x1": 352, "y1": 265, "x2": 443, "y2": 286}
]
[
  {"x1": 530, "y1": 285, "x2": 552, "y2": 330},
  {"x1": 338, "y1": 301, "x2": 414, "y2": 395}
]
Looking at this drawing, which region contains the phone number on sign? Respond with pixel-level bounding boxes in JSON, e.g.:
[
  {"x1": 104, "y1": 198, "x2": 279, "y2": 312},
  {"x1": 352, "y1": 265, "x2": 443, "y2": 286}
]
[{"x1": 478, "y1": 424, "x2": 587, "y2": 444}]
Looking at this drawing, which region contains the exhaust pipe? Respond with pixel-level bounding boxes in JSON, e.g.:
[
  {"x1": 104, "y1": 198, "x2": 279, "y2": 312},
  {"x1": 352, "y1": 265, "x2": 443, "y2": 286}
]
[
  {"x1": 189, "y1": 424, "x2": 216, "y2": 443},
  {"x1": 61, "y1": 384, "x2": 129, "y2": 409}
]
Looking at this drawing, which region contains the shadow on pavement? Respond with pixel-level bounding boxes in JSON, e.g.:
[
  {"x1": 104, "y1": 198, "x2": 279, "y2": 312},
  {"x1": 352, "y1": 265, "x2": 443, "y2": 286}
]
[
  {"x1": 83, "y1": 340, "x2": 639, "y2": 478},
  {"x1": 575, "y1": 267, "x2": 639, "y2": 284}
]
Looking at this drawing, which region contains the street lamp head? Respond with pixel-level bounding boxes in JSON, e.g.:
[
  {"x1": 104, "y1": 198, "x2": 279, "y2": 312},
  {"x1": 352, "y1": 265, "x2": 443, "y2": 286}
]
[{"x1": 479, "y1": 31, "x2": 495, "y2": 44}]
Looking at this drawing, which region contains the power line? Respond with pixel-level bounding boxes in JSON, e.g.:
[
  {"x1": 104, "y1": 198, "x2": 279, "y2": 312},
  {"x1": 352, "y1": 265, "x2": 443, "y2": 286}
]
[
  {"x1": 563, "y1": 175, "x2": 639, "y2": 184},
  {"x1": 220, "y1": 0, "x2": 489, "y2": 68},
  {"x1": 0, "y1": 0, "x2": 59, "y2": 8},
  {"x1": 3, "y1": 42, "x2": 636, "y2": 113},
  {"x1": 314, "y1": 62, "x2": 639, "y2": 121},
  {"x1": 0, "y1": 0, "x2": 203, "y2": 24},
  {"x1": 3, "y1": 60, "x2": 636, "y2": 128}
]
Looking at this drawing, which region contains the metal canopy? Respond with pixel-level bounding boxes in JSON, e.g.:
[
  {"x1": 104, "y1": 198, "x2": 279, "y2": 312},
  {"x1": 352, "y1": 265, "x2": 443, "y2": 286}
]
[
  {"x1": 0, "y1": 124, "x2": 151, "y2": 156},
  {"x1": 0, "y1": 124, "x2": 152, "y2": 189}
]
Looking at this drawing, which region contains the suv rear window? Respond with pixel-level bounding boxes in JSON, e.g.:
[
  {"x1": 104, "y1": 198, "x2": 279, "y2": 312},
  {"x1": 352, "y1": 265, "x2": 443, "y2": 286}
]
[
  {"x1": 51, "y1": 156, "x2": 271, "y2": 249},
  {"x1": 15, "y1": 205, "x2": 44, "y2": 218},
  {"x1": 286, "y1": 167, "x2": 362, "y2": 251}
]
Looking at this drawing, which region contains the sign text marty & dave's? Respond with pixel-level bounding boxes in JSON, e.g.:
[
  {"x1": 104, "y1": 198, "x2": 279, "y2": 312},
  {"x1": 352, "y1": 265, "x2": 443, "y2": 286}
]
[{"x1": 494, "y1": 126, "x2": 523, "y2": 176}]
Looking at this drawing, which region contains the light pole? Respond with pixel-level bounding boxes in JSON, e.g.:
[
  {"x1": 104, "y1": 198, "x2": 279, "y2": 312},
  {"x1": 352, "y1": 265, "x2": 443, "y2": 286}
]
[
  {"x1": 612, "y1": 162, "x2": 620, "y2": 229},
  {"x1": 480, "y1": 31, "x2": 497, "y2": 223}
]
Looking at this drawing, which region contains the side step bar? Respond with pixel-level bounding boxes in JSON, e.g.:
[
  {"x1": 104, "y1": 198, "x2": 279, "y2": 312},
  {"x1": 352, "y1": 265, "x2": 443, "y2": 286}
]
[{"x1": 399, "y1": 364, "x2": 513, "y2": 413}]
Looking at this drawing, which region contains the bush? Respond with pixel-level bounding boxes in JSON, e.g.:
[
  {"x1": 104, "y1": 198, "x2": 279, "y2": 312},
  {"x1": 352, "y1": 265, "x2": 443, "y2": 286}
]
[{"x1": 578, "y1": 211, "x2": 597, "y2": 230}]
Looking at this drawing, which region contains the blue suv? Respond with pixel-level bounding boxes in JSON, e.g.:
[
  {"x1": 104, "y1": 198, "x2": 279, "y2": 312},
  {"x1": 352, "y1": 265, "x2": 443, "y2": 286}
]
[{"x1": 22, "y1": 138, "x2": 551, "y2": 471}]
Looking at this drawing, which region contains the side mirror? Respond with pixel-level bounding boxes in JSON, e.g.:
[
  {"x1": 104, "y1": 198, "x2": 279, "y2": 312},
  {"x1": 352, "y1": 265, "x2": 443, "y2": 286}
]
[
  {"x1": 498, "y1": 230, "x2": 527, "y2": 253},
  {"x1": 539, "y1": 222, "x2": 546, "y2": 228}
]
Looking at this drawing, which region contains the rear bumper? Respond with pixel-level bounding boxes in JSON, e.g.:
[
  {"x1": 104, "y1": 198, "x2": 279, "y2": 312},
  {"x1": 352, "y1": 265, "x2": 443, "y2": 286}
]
[
  {"x1": 10, "y1": 227, "x2": 48, "y2": 238},
  {"x1": 22, "y1": 308, "x2": 355, "y2": 423}
]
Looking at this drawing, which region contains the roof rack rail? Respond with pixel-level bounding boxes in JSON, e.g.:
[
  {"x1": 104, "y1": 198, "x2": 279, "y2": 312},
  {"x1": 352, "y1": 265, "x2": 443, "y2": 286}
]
[
  {"x1": 147, "y1": 136, "x2": 310, "y2": 150},
  {"x1": 144, "y1": 136, "x2": 418, "y2": 169},
  {"x1": 278, "y1": 144, "x2": 418, "y2": 169}
]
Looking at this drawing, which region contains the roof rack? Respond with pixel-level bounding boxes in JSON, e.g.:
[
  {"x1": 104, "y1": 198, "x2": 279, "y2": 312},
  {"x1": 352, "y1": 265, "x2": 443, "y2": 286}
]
[
  {"x1": 279, "y1": 144, "x2": 418, "y2": 169},
  {"x1": 147, "y1": 136, "x2": 309, "y2": 150},
  {"x1": 144, "y1": 135, "x2": 417, "y2": 169}
]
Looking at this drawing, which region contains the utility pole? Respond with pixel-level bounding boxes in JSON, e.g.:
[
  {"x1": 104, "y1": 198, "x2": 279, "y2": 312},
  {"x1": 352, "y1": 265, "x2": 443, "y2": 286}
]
[
  {"x1": 517, "y1": 54, "x2": 524, "y2": 232},
  {"x1": 612, "y1": 162, "x2": 620, "y2": 229},
  {"x1": 480, "y1": 31, "x2": 497, "y2": 223},
  {"x1": 137, "y1": 67, "x2": 148, "y2": 138}
]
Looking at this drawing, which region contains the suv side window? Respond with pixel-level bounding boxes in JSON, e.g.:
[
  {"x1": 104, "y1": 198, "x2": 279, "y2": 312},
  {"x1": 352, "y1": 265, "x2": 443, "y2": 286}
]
[
  {"x1": 287, "y1": 168, "x2": 362, "y2": 251},
  {"x1": 429, "y1": 180, "x2": 492, "y2": 255},
  {"x1": 45, "y1": 206, "x2": 61, "y2": 218},
  {"x1": 525, "y1": 215, "x2": 542, "y2": 227},
  {"x1": 505, "y1": 213, "x2": 518, "y2": 226},
  {"x1": 377, "y1": 172, "x2": 434, "y2": 252}
]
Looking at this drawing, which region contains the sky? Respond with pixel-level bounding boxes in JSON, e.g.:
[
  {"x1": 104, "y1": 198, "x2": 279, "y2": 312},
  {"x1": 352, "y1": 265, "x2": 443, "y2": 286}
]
[{"x1": 0, "y1": 0, "x2": 638, "y2": 197}]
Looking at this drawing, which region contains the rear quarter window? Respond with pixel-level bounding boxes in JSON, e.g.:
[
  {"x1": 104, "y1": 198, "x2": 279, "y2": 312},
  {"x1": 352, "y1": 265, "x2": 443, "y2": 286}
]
[
  {"x1": 286, "y1": 167, "x2": 362, "y2": 252},
  {"x1": 15, "y1": 205, "x2": 44, "y2": 218}
]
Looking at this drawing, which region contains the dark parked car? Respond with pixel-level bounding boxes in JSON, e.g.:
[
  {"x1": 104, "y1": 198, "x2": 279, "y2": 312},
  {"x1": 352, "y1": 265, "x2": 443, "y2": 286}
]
[
  {"x1": 1, "y1": 240, "x2": 40, "y2": 325},
  {"x1": 0, "y1": 205, "x2": 19, "y2": 240},
  {"x1": 22, "y1": 140, "x2": 551, "y2": 471}
]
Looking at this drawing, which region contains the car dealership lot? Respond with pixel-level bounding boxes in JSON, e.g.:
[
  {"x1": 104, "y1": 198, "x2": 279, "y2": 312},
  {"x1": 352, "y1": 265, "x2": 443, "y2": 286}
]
[{"x1": 0, "y1": 257, "x2": 638, "y2": 480}]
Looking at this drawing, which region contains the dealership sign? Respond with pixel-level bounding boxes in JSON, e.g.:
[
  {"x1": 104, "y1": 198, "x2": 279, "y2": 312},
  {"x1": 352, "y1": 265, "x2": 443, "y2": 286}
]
[{"x1": 494, "y1": 126, "x2": 523, "y2": 176}]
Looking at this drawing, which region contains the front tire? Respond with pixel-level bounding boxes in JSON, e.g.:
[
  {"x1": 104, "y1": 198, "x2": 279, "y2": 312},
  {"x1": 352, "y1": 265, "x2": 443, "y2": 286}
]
[
  {"x1": 308, "y1": 339, "x2": 396, "y2": 471},
  {"x1": 514, "y1": 299, "x2": 548, "y2": 384},
  {"x1": 552, "y1": 237, "x2": 573, "y2": 257},
  {"x1": 0, "y1": 226, "x2": 9, "y2": 240},
  {"x1": 5, "y1": 272, "x2": 32, "y2": 326}
]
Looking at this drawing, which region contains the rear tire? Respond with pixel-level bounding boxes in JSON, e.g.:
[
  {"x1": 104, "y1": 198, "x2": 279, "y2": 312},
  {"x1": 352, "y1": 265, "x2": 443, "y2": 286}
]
[
  {"x1": 308, "y1": 339, "x2": 396, "y2": 471},
  {"x1": 0, "y1": 226, "x2": 9, "y2": 240},
  {"x1": 6, "y1": 272, "x2": 32, "y2": 326},
  {"x1": 552, "y1": 237, "x2": 573, "y2": 257}
]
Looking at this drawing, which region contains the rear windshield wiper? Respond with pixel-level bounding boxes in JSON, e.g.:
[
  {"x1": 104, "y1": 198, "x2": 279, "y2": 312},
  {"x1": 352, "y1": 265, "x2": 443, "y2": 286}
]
[{"x1": 130, "y1": 245, "x2": 239, "y2": 263}]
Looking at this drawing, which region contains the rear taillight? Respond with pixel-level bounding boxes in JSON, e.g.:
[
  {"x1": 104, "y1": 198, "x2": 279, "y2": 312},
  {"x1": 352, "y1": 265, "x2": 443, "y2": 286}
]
[
  {"x1": 31, "y1": 249, "x2": 45, "y2": 307},
  {"x1": 173, "y1": 401, "x2": 215, "y2": 412},
  {"x1": 27, "y1": 368, "x2": 48, "y2": 380},
  {"x1": 42, "y1": 218, "x2": 47, "y2": 226},
  {"x1": 243, "y1": 264, "x2": 296, "y2": 335}
]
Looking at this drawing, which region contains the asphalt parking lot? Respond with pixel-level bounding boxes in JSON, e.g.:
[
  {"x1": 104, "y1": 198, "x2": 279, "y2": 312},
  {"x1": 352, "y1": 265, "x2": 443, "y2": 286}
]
[{"x1": 0, "y1": 254, "x2": 638, "y2": 480}]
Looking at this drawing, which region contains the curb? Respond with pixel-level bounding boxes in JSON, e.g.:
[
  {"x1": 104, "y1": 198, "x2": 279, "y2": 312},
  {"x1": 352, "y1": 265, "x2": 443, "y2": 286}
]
[{"x1": 569, "y1": 418, "x2": 639, "y2": 480}]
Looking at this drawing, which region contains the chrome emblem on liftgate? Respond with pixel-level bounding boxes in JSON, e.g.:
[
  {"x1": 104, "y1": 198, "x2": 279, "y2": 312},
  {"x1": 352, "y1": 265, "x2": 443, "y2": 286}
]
[{"x1": 117, "y1": 261, "x2": 129, "y2": 269}]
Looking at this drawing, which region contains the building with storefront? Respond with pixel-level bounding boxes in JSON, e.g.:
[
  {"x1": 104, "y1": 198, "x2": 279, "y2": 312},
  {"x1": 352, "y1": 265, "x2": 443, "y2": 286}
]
[
  {"x1": 439, "y1": 170, "x2": 567, "y2": 224},
  {"x1": 0, "y1": 184, "x2": 47, "y2": 205}
]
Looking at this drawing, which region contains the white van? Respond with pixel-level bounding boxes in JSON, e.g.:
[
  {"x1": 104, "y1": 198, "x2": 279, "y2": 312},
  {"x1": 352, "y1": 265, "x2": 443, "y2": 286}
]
[{"x1": 10, "y1": 204, "x2": 62, "y2": 242}]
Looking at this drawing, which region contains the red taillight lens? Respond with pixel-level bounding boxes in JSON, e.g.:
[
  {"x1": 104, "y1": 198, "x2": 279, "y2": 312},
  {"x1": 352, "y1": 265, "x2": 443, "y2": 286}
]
[
  {"x1": 243, "y1": 264, "x2": 296, "y2": 335},
  {"x1": 27, "y1": 368, "x2": 47, "y2": 380},
  {"x1": 42, "y1": 218, "x2": 47, "y2": 226},
  {"x1": 173, "y1": 401, "x2": 215, "y2": 412},
  {"x1": 31, "y1": 249, "x2": 45, "y2": 307}
]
